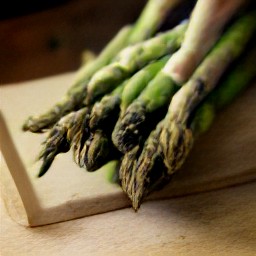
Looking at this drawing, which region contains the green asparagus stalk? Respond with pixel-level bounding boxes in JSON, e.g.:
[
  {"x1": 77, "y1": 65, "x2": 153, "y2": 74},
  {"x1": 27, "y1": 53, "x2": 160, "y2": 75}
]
[
  {"x1": 191, "y1": 45, "x2": 256, "y2": 136},
  {"x1": 127, "y1": 0, "x2": 183, "y2": 44},
  {"x1": 89, "y1": 81, "x2": 126, "y2": 131},
  {"x1": 124, "y1": 121, "x2": 168, "y2": 207},
  {"x1": 23, "y1": 26, "x2": 132, "y2": 133},
  {"x1": 112, "y1": 59, "x2": 181, "y2": 153},
  {"x1": 40, "y1": 81, "x2": 125, "y2": 171},
  {"x1": 38, "y1": 107, "x2": 89, "y2": 177},
  {"x1": 75, "y1": 82, "x2": 125, "y2": 170},
  {"x1": 85, "y1": 23, "x2": 187, "y2": 105},
  {"x1": 23, "y1": 0, "x2": 183, "y2": 133},
  {"x1": 42, "y1": 54, "x2": 168, "y2": 173},
  {"x1": 111, "y1": 0, "x2": 249, "y2": 154},
  {"x1": 163, "y1": 0, "x2": 248, "y2": 84},
  {"x1": 84, "y1": 57, "x2": 169, "y2": 171},
  {"x1": 120, "y1": 55, "x2": 170, "y2": 115},
  {"x1": 160, "y1": 11, "x2": 256, "y2": 173},
  {"x1": 127, "y1": 43, "x2": 256, "y2": 210},
  {"x1": 119, "y1": 145, "x2": 141, "y2": 197}
]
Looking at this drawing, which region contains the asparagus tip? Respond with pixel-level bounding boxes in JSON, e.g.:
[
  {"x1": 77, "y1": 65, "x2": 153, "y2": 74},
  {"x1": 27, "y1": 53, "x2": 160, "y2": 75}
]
[
  {"x1": 160, "y1": 122, "x2": 193, "y2": 173},
  {"x1": 112, "y1": 102, "x2": 147, "y2": 153}
]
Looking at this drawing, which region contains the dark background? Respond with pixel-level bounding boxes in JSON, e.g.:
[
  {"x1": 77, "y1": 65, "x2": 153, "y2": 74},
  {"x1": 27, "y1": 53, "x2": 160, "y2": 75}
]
[
  {"x1": 0, "y1": 0, "x2": 146, "y2": 84},
  {"x1": 0, "y1": 0, "x2": 195, "y2": 84}
]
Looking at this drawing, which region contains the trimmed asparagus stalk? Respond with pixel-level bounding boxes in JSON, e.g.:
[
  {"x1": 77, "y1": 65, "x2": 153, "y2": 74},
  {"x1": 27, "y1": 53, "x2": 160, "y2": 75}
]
[
  {"x1": 23, "y1": 0, "x2": 183, "y2": 133},
  {"x1": 62, "y1": 55, "x2": 167, "y2": 171},
  {"x1": 85, "y1": 23, "x2": 187, "y2": 105},
  {"x1": 128, "y1": 43, "x2": 256, "y2": 210}
]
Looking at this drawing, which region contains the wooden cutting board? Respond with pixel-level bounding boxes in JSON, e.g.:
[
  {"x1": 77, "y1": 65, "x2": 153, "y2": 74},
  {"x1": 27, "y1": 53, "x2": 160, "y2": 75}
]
[{"x1": 0, "y1": 73, "x2": 255, "y2": 227}]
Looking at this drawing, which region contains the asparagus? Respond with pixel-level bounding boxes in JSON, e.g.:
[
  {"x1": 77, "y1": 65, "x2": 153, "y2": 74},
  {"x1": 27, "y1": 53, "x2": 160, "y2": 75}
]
[
  {"x1": 82, "y1": 57, "x2": 169, "y2": 171},
  {"x1": 71, "y1": 108, "x2": 92, "y2": 167},
  {"x1": 127, "y1": 42, "x2": 256, "y2": 210},
  {"x1": 79, "y1": 130, "x2": 120, "y2": 172},
  {"x1": 111, "y1": 60, "x2": 181, "y2": 153},
  {"x1": 119, "y1": 120, "x2": 171, "y2": 203},
  {"x1": 120, "y1": 55, "x2": 170, "y2": 115},
  {"x1": 160, "y1": 11, "x2": 256, "y2": 173},
  {"x1": 39, "y1": 81, "x2": 125, "y2": 173},
  {"x1": 89, "y1": 82, "x2": 126, "y2": 131},
  {"x1": 39, "y1": 54, "x2": 168, "y2": 174},
  {"x1": 111, "y1": 0, "x2": 249, "y2": 154},
  {"x1": 127, "y1": 0, "x2": 183, "y2": 44},
  {"x1": 191, "y1": 45, "x2": 256, "y2": 136},
  {"x1": 23, "y1": 26, "x2": 132, "y2": 133},
  {"x1": 164, "y1": 0, "x2": 248, "y2": 84},
  {"x1": 23, "y1": 0, "x2": 183, "y2": 133},
  {"x1": 38, "y1": 107, "x2": 89, "y2": 177},
  {"x1": 85, "y1": 23, "x2": 187, "y2": 105}
]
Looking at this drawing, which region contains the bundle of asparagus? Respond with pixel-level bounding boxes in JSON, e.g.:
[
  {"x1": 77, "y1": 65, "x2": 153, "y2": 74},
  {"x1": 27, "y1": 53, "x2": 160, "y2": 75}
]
[{"x1": 23, "y1": 0, "x2": 256, "y2": 210}]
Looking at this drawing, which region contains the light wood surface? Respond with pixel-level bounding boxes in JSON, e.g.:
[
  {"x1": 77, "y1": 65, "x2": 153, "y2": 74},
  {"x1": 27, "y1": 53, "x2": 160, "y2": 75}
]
[
  {"x1": 0, "y1": 73, "x2": 255, "y2": 226},
  {"x1": 1, "y1": 181, "x2": 256, "y2": 255}
]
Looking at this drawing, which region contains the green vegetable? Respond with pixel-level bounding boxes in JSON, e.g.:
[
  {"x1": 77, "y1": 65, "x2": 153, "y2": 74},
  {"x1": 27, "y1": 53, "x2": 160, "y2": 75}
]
[
  {"x1": 85, "y1": 23, "x2": 187, "y2": 105},
  {"x1": 23, "y1": 0, "x2": 180, "y2": 133},
  {"x1": 160, "y1": 11, "x2": 256, "y2": 173}
]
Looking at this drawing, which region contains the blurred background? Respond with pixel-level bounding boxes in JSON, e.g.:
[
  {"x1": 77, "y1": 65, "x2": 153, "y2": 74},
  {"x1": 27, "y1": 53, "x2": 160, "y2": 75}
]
[{"x1": 0, "y1": 0, "x2": 146, "y2": 84}]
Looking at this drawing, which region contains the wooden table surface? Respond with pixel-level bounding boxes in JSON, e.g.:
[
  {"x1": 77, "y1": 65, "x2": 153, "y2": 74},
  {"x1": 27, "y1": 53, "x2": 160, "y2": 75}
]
[
  {"x1": 1, "y1": 73, "x2": 255, "y2": 254},
  {"x1": 1, "y1": 181, "x2": 256, "y2": 256}
]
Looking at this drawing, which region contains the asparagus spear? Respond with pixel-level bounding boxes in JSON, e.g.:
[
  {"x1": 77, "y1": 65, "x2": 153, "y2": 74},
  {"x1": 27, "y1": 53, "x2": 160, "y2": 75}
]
[
  {"x1": 127, "y1": 42, "x2": 256, "y2": 210},
  {"x1": 39, "y1": 55, "x2": 168, "y2": 174},
  {"x1": 112, "y1": 0, "x2": 249, "y2": 154},
  {"x1": 163, "y1": 0, "x2": 249, "y2": 84},
  {"x1": 111, "y1": 60, "x2": 181, "y2": 153},
  {"x1": 120, "y1": 55, "x2": 170, "y2": 115},
  {"x1": 71, "y1": 108, "x2": 92, "y2": 167},
  {"x1": 121, "y1": 12, "x2": 256, "y2": 209},
  {"x1": 79, "y1": 130, "x2": 121, "y2": 172},
  {"x1": 39, "y1": 81, "x2": 125, "y2": 172},
  {"x1": 89, "y1": 81, "x2": 126, "y2": 131},
  {"x1": 23, "y1": 0, "x2": 183, "y2": 133},
  {"x1": 38, "y1": 107, "x2": 89, "y2": 177},
  {"x1": 82, "y1": 57, "x2": 169, "y2": 171},
  {"x1": 85, "y1": 22, "x2": 187, "y2": 105},
  {"x1": 23, "y1": 26, "x2": 132, "y2": 133},
  {"x1": 127, "y1": 0, "x2": 183, "y2": 44},
  {"x1": 160, "y1": 11, "x2": 256, "y2": 172},
  {"x1": 89, "y1": 56, "x2": 169, "y2": 131}
]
